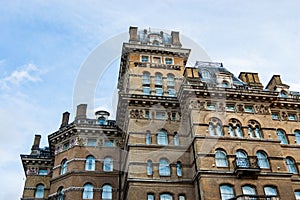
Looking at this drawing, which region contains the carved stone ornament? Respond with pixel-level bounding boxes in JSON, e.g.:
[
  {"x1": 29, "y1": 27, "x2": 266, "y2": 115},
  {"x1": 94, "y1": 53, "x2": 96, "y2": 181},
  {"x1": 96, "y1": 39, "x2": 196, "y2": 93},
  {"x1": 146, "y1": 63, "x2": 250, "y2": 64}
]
[{"x1": 26, "y1": 167, "x2": 38, "y2": 175}]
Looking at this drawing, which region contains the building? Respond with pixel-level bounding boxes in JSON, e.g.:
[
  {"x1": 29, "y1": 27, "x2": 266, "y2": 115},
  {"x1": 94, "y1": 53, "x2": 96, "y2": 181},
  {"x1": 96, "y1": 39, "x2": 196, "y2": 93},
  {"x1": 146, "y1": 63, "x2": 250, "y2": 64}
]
[{"x1": 20, "y1": 26, "x2": 300, "y2": 200}]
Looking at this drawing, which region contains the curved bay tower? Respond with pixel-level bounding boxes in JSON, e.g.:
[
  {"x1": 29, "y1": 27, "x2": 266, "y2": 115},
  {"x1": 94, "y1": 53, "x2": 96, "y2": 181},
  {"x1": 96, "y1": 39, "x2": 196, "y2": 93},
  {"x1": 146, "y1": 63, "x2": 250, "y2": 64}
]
[{"x1": 21, "y1": 27, "x2": 300, "y2": 200}]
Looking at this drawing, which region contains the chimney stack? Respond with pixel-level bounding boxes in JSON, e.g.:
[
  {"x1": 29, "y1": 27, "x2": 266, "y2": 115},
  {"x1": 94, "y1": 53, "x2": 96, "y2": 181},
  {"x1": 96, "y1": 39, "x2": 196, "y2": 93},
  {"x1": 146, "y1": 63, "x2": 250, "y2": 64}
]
[
  {"x1": 171, "y1": 31, "x2": 182, "y2": 47},
  {"x1": 238, "y1": 72, "x2": 263, "y2": 90},
  {"x1": 31, "y1": 134, "x2": 41, "y2": 155},
  {"x1": 75, "y1": 104, "x2": 87, "y2": 120},
  {"x1": 60, "y1": 111, "x2": 70, "y2": 128},
  {"x1": 129, "y1": 26, "x2": 138, "y2": 43}
]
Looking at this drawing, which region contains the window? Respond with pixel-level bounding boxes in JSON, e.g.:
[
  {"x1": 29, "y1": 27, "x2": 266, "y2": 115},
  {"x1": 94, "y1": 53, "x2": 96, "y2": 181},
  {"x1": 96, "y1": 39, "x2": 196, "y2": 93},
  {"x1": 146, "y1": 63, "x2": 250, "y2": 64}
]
[
  {"x1": 38, "y1": 169, "x2": 48, "y2": 175},
  {"x1": 155, "y1": 88, "x2": 163, "y2": 96},
  {"x1": 220, "y1": 185, "x2": 234, "y2": 200},
  {"x1": 255, "y1": 127, "x2": 262, "y2": 138},
  {"x1": 147, "y1": 160, "x2": 153, "y2": 175},
  {"x1": 242, "y1": 185, "x2": 256, "y2": 198},
  {"x1": 286, "y1": 157, "x2": 298, "y2": 174},
  {"x1": 229, "y1": 125, "x2": 235, "y2": 137},
  {"x1": 103, "y1": 157, "x2": 113, "y2": 172},
  {"x1": 248, "y1": 127, "x2": 254, "y2": 138},
  {"x1": 155, "y1": 73, "x2": 163, "y2": 85},
  {"x1": 165, "y1": 58, "x2": 173, "y2": 64},
  {"x1": 82, "y1": 183, "x2": 93, "y2": 199},
  {"x1": 215, "y1": 150, "x2": 228, "y2": 167},
  {"x1": 295, "y1": 190, "x2": 300, "y2": 200},
  {"x1": 209, "y1": 120, "x2": 223, "y2": 136},
  {"x1": 174, "y1": 132, "x2": 179, "y2": 146},
  {"x1": 248, "y1": 125, "x2": 262, "y2": 139},
  {"x1": 143, "y1": 86, "x2": 151, "y2": 95},
  {"x1": 63, "y1": 142, "x2": 69, "y2": 150},
  {"x1": 207, "y1": 103, "x2": 216, "y2": 110},
  {"x1": 168, "y1": 88, "x2": 176, "y2": 97},
  {"x1": 277, "y1": 129, "x2": 288, "y2": 144},
  {"x1": 176, "y1": 162, "x2": 182, "y2": 177},
  {"x1": 295, "y1": 130, "x2": 300, "y2": 144},
  {"x1": 280, "y1": 90, "x2": 288, "y2": 98},
  {"x1": 146, "y1": 131, "x2": 151, "y2": 145},
  {"x1": 171, "y1": 112, "x2": 176, "y2": 121},
  {"x1": 152, "y1": 56, "x2": 161, "y2": 64},
  {"x1": 235, "y1": 125, "x2": 243, "y2": 137},
  {"x1": 159, "y1": 158, "x2": 170, "y2": 176},
  {"x1": 104, "y1": 140, "x2": 114, "y2": 147},
  {"x1": 142, "y1": 72, "x2": 150, "y2": 85},
  {"x1": 61, "y1": 159, "x2": 68, "y2": 175},
  {"x1": 288, "y1": 114, "x2": 297, "y2": 121},
  {"x1": 236, "y1": 150, "x2": 249, "y2": 168},
  {"x1": 167, "y1": 74, "x2": 175, "y2": 86},
  {"x1": 160, "y1": 193, "x2": 173, "y2": 200},
  {"x1": 264, "y1": 186, "x2": 278, "y2": 198},
  {"x1": 98, "y1": 117, "x2": 106, "y2": 125},
  {"x1": 178, "y1": 195, "x2": 185, "y2": 200},
  {"x1": 57, "y1": 187, "x2": 64, "y2": 200},
  {"x1": 244, "y1": 105, "x2": 254, "y2": 113},
  {"x1": 145, "y1": 110, "x2": 150, "y2": 119},
  {"x1": 229, "y1": 119, "x2": 243, "y2": 138},
  {"x1": 141, "y1": 55, "x2": 149, "y2": 62},
  {"x1": 157, "y1": 130, "x2": 168, "y2": 145},
  {"x1": 201, "y1": 70, "x2": 210, "y2": 79},
  {"x1": 102, "y1": 184, "x2": 112, "y2": 200},
  {"x1": 156, "y1": 112, "x2": 166, "y2": 120},
  {"x1": 148, "y1": 193, "x2": 154, "y2": 200},
  {"x1": 256, "y1": 151, "x2": 270, "y2": 169},
  {"x1": 222, "y1": 81, "x2": 230, "y2": 88},
  {"x1": 272, "y1": 113, "x2": 280, "y2": 120},
  {"x1": 226, "y1": 104, "x2": 235, "y2": 112},
  {"x1": 85, "y1": 155, "x2": 95, "y2": 171},
  {"x1": 35, "y1": 184, "x2": 44, "y2": 198},
  {"x1": 87, "y1": 139, "x2": 97, "y2": 147}
]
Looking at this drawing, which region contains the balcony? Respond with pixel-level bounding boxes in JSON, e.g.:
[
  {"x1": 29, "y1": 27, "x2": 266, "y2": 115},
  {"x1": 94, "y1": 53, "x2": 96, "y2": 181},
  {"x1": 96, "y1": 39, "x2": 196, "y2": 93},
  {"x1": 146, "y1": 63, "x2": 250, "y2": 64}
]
[
  {"x1": 233, "y1": 156, "x2": 260, "y2": 178},
  {"x1": 228, "y1": 194, "x2": 279, "y2": 200}
]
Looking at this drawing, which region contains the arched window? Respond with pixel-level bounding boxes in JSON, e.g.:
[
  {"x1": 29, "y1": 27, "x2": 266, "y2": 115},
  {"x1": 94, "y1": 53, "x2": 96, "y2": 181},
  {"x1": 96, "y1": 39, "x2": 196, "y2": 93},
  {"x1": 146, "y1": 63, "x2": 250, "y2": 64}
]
[
  {"x1": 248, "y1": 120, "x2": 262, "y2": 139},
  {"x1": 295, "y1": 130, "x2": 300, "y2": 144},
  {"x1": 277, "y1": 129, "x2": 288, "y2": 144},
  {"x1": 148, "y1": 193, "x2": 154, "y2": 200},
  {"x1": 61, "y1": 159, "x2": 68, "y2": 175},
  {"x1": 256, "y1": 151, "x2": 270, "y2": 169},
  {"x1": 142, "y1": 72, "x2": 150, "y2": 85},
  {"x1": 178, "y1": 195, "x2": 186, "y2": 200},
  {"x1": 155, "y1": 72, "x2": 163, "y2": 85},
  {"x1": 280, "y1": 90, "x2": 288, "y2": 98},
  {"x1": 146, "y1": 131, "x2": 151, "y2": 145},
  {"x1": 286, "y1": 157, "x2": 298, "y2": 174},
  {"x1": 102, "y1": 184, "x2": 112, "y2": 200},
  {"x1": 174, "y1": 132, "x2": 179, "y2": 146},
  {"x1": 220, "y1": 184, "x2": 234, "y2": 200},
  {"x1": 236, "y1": 150, "x2": 249, "y2": 168},
  {"x1": 222, "y1": 81, "x2": 230, "y2": 88},
  {"x1": 57, "y1": 187, "x2": 64, "y2": 200},
  {"x1": 176, "y1": 162, "x2": 182, "y2": 177},
  {"x1": 228, "y1": 119, "x2": 243, "y2": 138},
  {"x1": 98, "y1": 117, "x2": 106, "y2": 125},
  {"x1": 157, "y1": 130, "x2": 168, "y2": 145},
  {"x1": 103, "y1": 157, "x2": 113, "y2": 172},
  {"x1": 215, "y1": 150, "x2": 228, "y2": 167},
  {"x1": 82, "y1": 183, "x2": 93, "y2": 199},
  {"x1": 264, "y1": 186, "x2": 278, "y2": 197},
  {"x1": 35, "y1": 184, "x2": 44, "y2": 198},
  {"x1": 242, "y1": 185, "x2": 256, "y2": 197},
  {"x1": 82, "y1": 183, "x2": 94, "y2": 199},
  {"x1": 147, "y1": 160, "x2": 153, "y2": 175},
  {"x1": 209, "y1": 118, "x2": 223, "y2": 136},
  {"x1": 159, "y1": 158, "x2": 170, "y2": 176},
  {"x1": 295, "y1": 190, "x2": 300, "y2": 200},
  {"x1": 167, "y1": 74, "x2": 175, "y2": 87},
  {"x1": 160, "y1": 193, "x2": 173, "y2": 200},
  {"x1": 85, "y1": 155, "x2": 95, "y2": 171}
]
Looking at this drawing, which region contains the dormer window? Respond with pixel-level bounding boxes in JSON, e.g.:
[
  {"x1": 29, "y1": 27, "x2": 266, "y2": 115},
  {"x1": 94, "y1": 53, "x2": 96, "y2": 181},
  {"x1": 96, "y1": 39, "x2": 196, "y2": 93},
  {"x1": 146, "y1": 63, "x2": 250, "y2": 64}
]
[
  {"x1": 98, "y1": 117, "x2": 106, "y2": 125},
  {"x1": 222, "y1": 81, "x2": 230, "y2": 88},
  {"x1": 280, "y1": 90, "x2": 288, "y2": 98}
]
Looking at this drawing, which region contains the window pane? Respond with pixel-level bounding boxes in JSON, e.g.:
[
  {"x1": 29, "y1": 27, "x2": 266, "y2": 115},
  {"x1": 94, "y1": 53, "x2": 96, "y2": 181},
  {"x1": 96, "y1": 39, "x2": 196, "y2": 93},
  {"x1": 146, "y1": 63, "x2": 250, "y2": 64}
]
[
  {"x1": 157, "y1": 131, "x2": 168, "y2": 145},
  {"x1": 104, "y1": 140, "x2": 114, "y2": 147},
  {"x1": 286, "y1": 158, "x2": 297, "y2": 173},
  {"x1": 295, "y1": 191, "x2": 300, "y2": 200},
  {"x1": 160, "y1": 194, "x2": 173, "y2": 200},
  {"x1": 143, "y1": 87, "x2": 151, "y2": 95},
  {"x1": 156, "y1": 112, "x2": 166, "y2": 120},
  {"x1": 38, "y1": 169, "x2": 48, "y2": 175},
  {"x1": 264, "y1": 186, "x2": 278, "y2": 196},
  {"x1": 165, "y1": 58, "x2": 173, "y2": 64},
  {"x1": 146, "y1": 133, "x2": 151, "y2": 145},
  {"x1": 220, "y1": 185, "x2": 234, "y2": 200},
  {"x1": 236, "y1": 151, "x2": 249, "y2": 168},
  {"x1": 236, "y1": 126, "x2": 243, "y2": 138},
  {"x1": 104, "y1": 157, "x2": 113, "y2": 172},
  {"x1": 295, "y1": 131, "x2": 300, "y2": 144},
  {"x1": 216, "y1": 124, "x2": 223, "y2": 136},
  {"x1": 255, "y1": 127, "x2": 262, "y2": 138},
  {"x1": 159, "y1": 159, "x2": 170, "y2": 176},
  {"x1": 248, "y1": 127, "x2": 254, "y2": 138},
  {"x1": 156, "y1": 88, "x2": 163, "y2": 96},
  {"x1": 242, "y1": 185, "x2": 256, "y2": 195},
  {"x1": 61, "y1": 160, "x2": 68, "y2": 175},
  {"x1": 174, "y1": 133, "x2": 179, "y2": 146},
  {"x1": 83, "y1": 184, "x2": 93, "y2": 199},
  {"x1": 141, "y1": 55, "x2": 149, "y2": 62},
  {"x1": 229, "y1": 125, "x2": 235, "y2": 137},
  {"x1": 35, "y1": 184, "x2": 44, "y2": 198},
  {"x1": 147, "y1": 160, "x2": 153, "y2": 175},
  {"x1": 167, "y1": 74, "x2": 175, "y2": 86},
  {"x1": 277, "y1": 130, "x2": 288, "y2": 144},
  {"x1": 102, "y1": 185, "x2": 112, "y2": 200},
  {"x1": 256, "y1": 152, "x2": 269, "y2": 169},
  {"x1": 148, "y1": 194, "x2": 154, "y2": 200},
  {"x1": 85, "y1": 156, "x2": 95, "y2": 171},
  {"x1": 87, "y1": 139, "x2": 97, "y2": 146},
  {"x1": 142, "y1": 73, "x2": 150, "y2": 84},
  {"x1": 215, "y1": 151, "x2": 228, "y2": 167},
  {"x1": 177, "y1": 162, "x2": 182, "y2": 176}
]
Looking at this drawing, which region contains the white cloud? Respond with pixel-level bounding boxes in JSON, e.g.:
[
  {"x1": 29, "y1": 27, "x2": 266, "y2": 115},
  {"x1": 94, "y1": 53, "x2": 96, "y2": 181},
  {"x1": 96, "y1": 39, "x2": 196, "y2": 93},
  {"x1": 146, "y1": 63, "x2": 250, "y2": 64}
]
[{"x1": 0, "y1": 63, "x2": 43, "y2": 89}]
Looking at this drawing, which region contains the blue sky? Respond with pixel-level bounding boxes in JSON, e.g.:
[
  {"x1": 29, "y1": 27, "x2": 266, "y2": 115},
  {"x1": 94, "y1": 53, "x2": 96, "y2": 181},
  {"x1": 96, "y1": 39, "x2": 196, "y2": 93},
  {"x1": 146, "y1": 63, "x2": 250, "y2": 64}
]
[{"x1": 0, "y1": 0, "x2": 300, "y2": 199}]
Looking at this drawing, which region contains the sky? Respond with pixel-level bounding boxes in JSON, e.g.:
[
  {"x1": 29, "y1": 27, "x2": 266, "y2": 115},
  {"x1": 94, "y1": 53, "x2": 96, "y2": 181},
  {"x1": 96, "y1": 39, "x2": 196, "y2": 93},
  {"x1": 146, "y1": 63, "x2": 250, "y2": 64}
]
[{"x1": 0, "y1": 0, "x2": 300, "y2": 199}]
